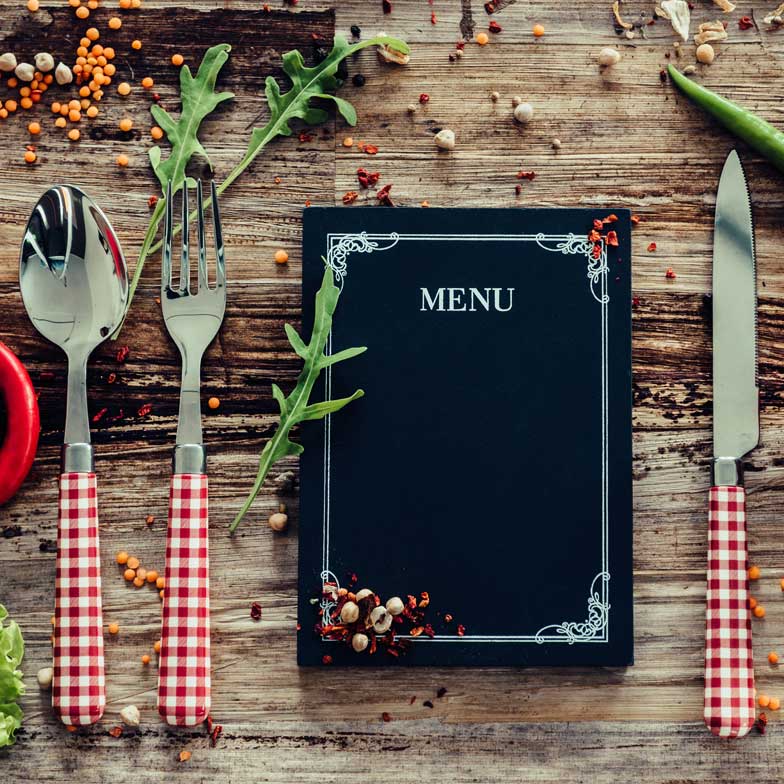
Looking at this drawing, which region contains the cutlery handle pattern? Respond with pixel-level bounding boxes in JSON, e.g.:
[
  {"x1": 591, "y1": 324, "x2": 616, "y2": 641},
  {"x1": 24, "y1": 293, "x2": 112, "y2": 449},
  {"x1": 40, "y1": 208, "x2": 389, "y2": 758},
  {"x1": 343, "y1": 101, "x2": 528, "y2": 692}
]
[
  {"x1": 704, "y1": 486, "x2": 755, "y2": 739},
  {"x1": 158, "y1": 473, "x2": 210, "y2": 726},
  {"x1": 53, "y1": 472, "x2": 105, "y2": 726}
]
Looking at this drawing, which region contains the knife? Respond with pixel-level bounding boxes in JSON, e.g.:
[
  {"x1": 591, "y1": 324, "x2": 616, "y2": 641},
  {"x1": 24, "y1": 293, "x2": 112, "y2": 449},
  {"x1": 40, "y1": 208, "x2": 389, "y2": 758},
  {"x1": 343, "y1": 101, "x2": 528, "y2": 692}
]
[{"x1": 705, "y1": 149, "x2": 759, "y2": 739}]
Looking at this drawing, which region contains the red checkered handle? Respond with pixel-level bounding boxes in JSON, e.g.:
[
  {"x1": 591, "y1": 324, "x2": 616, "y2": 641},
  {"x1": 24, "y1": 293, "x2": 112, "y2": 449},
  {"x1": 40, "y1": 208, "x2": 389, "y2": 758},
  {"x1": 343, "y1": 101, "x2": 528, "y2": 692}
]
[
  {"x1": 158, "y1": 473, "x2": 210, "y2": 726},
  {"x1": 704, "y1": 486, "x2": 755, "y2": 739},
  {"x1": 53, "y1": 472, "x2": 106, "y2": 726}
]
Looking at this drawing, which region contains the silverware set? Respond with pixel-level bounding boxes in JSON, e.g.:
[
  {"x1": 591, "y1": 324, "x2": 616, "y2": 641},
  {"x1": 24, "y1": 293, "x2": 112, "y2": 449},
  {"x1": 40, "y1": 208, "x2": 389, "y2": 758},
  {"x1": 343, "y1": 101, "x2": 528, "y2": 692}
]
[{"x1": 19, "y1": 179, "x2": 226, "y2": 727}]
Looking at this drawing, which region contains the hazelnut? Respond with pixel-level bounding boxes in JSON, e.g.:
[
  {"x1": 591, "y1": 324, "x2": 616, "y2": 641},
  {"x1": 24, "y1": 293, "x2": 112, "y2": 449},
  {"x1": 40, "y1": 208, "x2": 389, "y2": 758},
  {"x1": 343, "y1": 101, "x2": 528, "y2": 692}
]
[
  {"x1": 407, "y1": 103, "x2": 417, "y2": 113},
  {"x1": 352, "y1": 633, "x2": 369, "y2": 652},
  {"x1": 37, "y1": 666, "x2": 53, "y2": 689},
  {"x1": 120, "y1": 704, "x2": 141, "y2": 726},
  {"x1": 512, "y1": 95, "x2": 523, "y2": 106},
  {"x1": 370, "y1": 606, "x2": 393, "y2": 634},
  {"x1": 340, "y1": 601, "x2": 360, "y2": 624},
  {"x1": 490, "y1": 90, "x2": 500, "y2": 102},
  {"x1": 597, "y1": 47, "x2": 621, "y2": 67},
  {"x1": 386, "y1": 596, "x2": 405, "y2": 616},
  {"x1": 0, "y1": 53, "x2": 17, "y2": 72},
  {"x1": 268, "y1": 512, "x2": 288, "y2": 531},
  {"x1": 355, "y1": 588, "x2": 374, "y2": 601},
  {"x1": 513, "y1": 102, "x2": 534, "y2": 124},
  {"x1": 696, "y1": 43, "x2": 715, "y2": 65},
  {"x1": 434, "y1": 129, "x2": 456, "y2": 150},
  {"x1": 552, "y1": 138, "x2": 562, "y2": 150}
]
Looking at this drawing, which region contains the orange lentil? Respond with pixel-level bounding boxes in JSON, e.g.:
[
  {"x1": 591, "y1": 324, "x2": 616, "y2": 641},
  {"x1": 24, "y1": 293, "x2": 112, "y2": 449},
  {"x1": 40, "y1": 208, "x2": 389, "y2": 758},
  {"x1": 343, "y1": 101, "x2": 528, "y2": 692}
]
[
  {"x1": 749, "y1": 597, "x2": 758, "y2": 609},
  {"x1": 96, "y1": 56, "x2": 107, "y2": 67},
  {"x1": 108, "y1": 622, "x2": 119, "y2": 634},
  {"x1": 4, "y1": 100, "x2": 17, "y2": 112},
  {"x1": 117, "y1": 81, "x2": 131, "y2": 96},
  {"x1": 76, "y1": 5, "x2": 89, "y2": 17},
  {"x1": 171, "y1": 53, "x2": 184, "y2": 66},
  {"x1": 119, "y1": 117, "x2": 132, "y2": 131},
  {"x1": 133, "y1": 576, "x2": 144, "y2": 588},
  {"x1": 68, "y1": 99, "x2": 80, "y2": 110},
  {"x1": 146, "y1": 570, "x2": 158, "y2": 583},
  {"x1": 80, "y1": 36, "x2": 91, "y2": 47},
  {"x1": 274, "y1": 249, "x2": 289, "y2": 264},
  {"x1": 749, "y1": 565, "x2": 761, "y2": 580},
  {"x1": 770, "y1": 651, "x2": 780, "y2": 665},
  {"x1": 108, "y1": 16, "x2": 121, "y2": 29},
  {"x1": 31, "y1": 90, "x2": 42, "y2": 103},
  {"x1": 141, "y1": 76, "x2": 153, "y2": 89},
  {"x1": 68, "y1": 0, "x2": 80, "y2": 5},
  {"x1": 80, "y1": 98, "x2": 90, "y2": 110},
  {"x1": 754, "y1": 605, "x2": 766, "y2": 618},
  {"x1": 87, "y1": 57, "x2": 97, "y2": 66},
  {"x1": 771, "y1": 697, "x2": 781, "y2": 711},
  {"x1": 77, "y1": 46, "x2": 88, "y2": 58},
  {"x1": 131, "y1": 39, "x2": 142, "y2": 50},
  {"x1": 156, "y1": 576, "x2": 165, "y2": 589},
  {"x1": 79, "y1": 85, "x2": 90, "y2": 97},
  {"x1": 59, "y1": 105, "x2": 69, "y2": 115},
  {"x1": 533, "y1": 23, "x2": 545, "y2": 36},
  {"x1": 6, "y1": 77, "x2": 17, "y2": 88},
  {"x1": 27, "y1": 0, "x2": 39, "y2": 10},
  {"x1": 760, "y1": 694, "x2": 771, "y2": 707},
  {"x1": 119, "y1": 0, "x2": 131, "y2": 6},
  {"x1": 68, "y1": 109, "x2": 81, "y2": 122},
  {"x1": 123, "y1": 568, "x2": 135, "y2": 581},
  {"x1": 159, "y1": 589, "x2": 164, "y2": 599},
  {"x1": 207, "y1": 397, "x2": 220, "y2": 410},
  {"x1": 149, "y1": 125, "x2": 163, "y2": 140},
  {"x1": 131, "y1": 0, "x2": 141, "y2": 7},
  {"x1": 86, "y1": 105, "x2": 98, "y2": 118},
  {"x1": 104, "y1": 63, "x2": 116, "y2": 76},
  {"x1": 0, "y1": 108, "x2": 8, "y2": 119},
  {"x1": 24, "y1": 150, "x2": 36, "y2": 163},
  {"x1": 28, "y1": 121, "x2": 40, "y2": 134},
  {"x1": 20, "y1": 97, "x2": 32, "y2": 109},
  {"x1": 34, "y1": 71, "x2": 42, "y2": 81},
  {"x1": 18, "y1": 87, "x2": 30, "y2": 98},
  {"x1": 92, "y1": 45, "x2": 104, "y2": 56},
  {"x1": 87, "y1": 0, "x2": 97, "y2": 7},
  {"x1": 476, "y1": 32, "x2": 489, "y2": 45},
  {"x1": 141, "y1": 654, "x2": 150, "y2": 665},
  {"x1": 136, "y1": 567, "x2": 146, "y2": 580},
  {"x1": 88, "y1": 81, "x2": 99, "y2": 92},
  {"x1": 54, "y1": 116, "x2": 66, "y2": 127},
  {"x1": 153, "y1": 640, "x2": 161, "y2": 653},
  {"x1": 127, "y1": 556, "x2": 140, "y2": 570},
  {"x1": 342, "y1": 136, "x2": 353, "y2": 147},
  {"x1": 43, "y1": 74, "x2": 52, "y2": 84},
  {"x1": 104, "y1": 47, "x2": 115, "y2": 59},
  {"x1": 179, "y1": 750, "x2": 191, "y2": 763},
  {"x1": 86, "y1": 27, "x2": 99, "y2": 40},
  {"x1": 116, "y1": 551, "x2": 129, "y2": 565}
]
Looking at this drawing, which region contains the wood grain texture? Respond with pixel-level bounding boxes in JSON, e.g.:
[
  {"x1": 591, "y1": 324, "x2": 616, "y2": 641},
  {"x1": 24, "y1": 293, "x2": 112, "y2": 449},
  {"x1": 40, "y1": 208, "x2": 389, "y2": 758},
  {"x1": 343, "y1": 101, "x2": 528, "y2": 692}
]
[{"x1": 3, "y1": 0, "x2": 784, "y2": 780}]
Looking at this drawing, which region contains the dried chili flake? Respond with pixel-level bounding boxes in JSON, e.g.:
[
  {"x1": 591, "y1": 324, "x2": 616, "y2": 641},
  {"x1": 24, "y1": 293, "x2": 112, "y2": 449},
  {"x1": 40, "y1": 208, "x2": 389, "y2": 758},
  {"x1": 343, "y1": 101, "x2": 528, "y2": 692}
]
[
  {"x1": 488, "y1": 20, "x2": 502, "y2": 33},
  {"x1": 593, "y1": 219, "x2": 604, "y2": 231},
  {"x1": 356, "y1": 168, "x2": 380, "y2": 188},
  {"x1": 516, "y1": 170, "x2": 536, "y2": 180},
  {"x1": 342, "y1": 190, "x2": 359, "y2": 205},
  {"x1": 321, "y1": 654, "x2": 333, "y2": 665},
  {"x1": 647, "y1": 242, "x2": 657, "y2": 252},
  {"x1": 632, "y1": 296, "x2": 641, "y2": 308},
  {"x1": 108, "y1": 408, "x2": 125, "y2": 422},
  {"x1": 455, "y1": 40, "x2": 465, "y2": 50},
  {"x1": 273, "y1": 176, "x2": 282, "y2": 185},
  {"x1": 592, "y1": 245, "x2": 602, "y2": 260},
  {"x1": 514, "y1": 184, "x2": 522, "y2": 196},
  {"x1": 376, "y1": 184, "x2": 394, "y2": 206},
  {"x1": 382, "y1": 0, "x2": 392, "y2": 13},
  {"x1": 298, "y1": 131, "x2": 314, "y2": 142},
  {"x1": 587, "y1": 230, "x2": 601, "y2": 243},
  {"x1": 107, "y1": 372, "x2": 117, "y2": 384},
  {"x1": 436, "y1": 687, "x2": 448, "y2": 698},
  {"x1": 419, "y1": 93, "x2": 430, "y2": 104},
  {"x1": 444, "y1": 613, "x2": 453, "y2": 623},
  {"x1": 419, "y1": 591, "x2": 430, "y2": 608},
  {"x1": 115, "y1": 345, "x2": 130, "y2": 363},
  {"x1": 250, "y1": 602, "x2": 262, "y2": 620},
  {"x1": 431, "y1": 10, "x2": 436, "y2": 23},
  {"x1": 205, "y1": 715, "x2": 214, "y2": 734},
  {"x1": 137, "y1": 403, "x2": 153, "y2": 417},
  {"x1": 145, "y1": 514, "x2": 155, "y2": 525},
  {"x1": 605, "y1": 231, "x2": 619, "y2": 247},
  {"x1": 409, "y1": 695, "x2": 417, "y2": 704},
  {"x1": 364, "y1": 144, "x2": 379, "y2": 155},
  {"x1": 484, "y1": 1, "x2": 495, "y2": 12},
  {"x1": 381, "y1": 711, "x2": 392, "y2": 722},
  {"x1": 631, "y1": 215, "x2": 641, "y2": 225},
  {"x1": 756, "y1": 712, "x2": 768, "y2": 734},
  {"x1": 409, "y1": 626, "x2": 424, "y2": 637},
  {"x1": 665, "y1": 268, "x2": 676, "y2": 279},
  {"x1": 456, "y1": 624, "x2": 466, "y2": 636},
  {"x1": 92, "y1": 407, "x2": 108, "y2": 423},
  {"x1": 738, "y1": 15, "x2": 754, "y2": 30},
  {"x1": 348, "y1": 572, "x2": 358, "y2": 585},
  {"x1": 148, "y1": 195, "x2": 158, "y2": 209},
  {"x1": 603, "y1": 213, "x2": 619, "y2": 224},
  {"x1": 210, "y1": 724, "x2": 223, "y2": 746},
  {"x1": 108, "y1": 726, "x2": 123, "y2": 738}
]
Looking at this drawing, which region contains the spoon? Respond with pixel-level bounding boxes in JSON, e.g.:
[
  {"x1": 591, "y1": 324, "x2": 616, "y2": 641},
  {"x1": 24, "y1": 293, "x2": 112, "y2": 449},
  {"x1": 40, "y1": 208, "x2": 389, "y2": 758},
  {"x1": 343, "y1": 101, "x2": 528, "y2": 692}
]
[{"x1": 20, "y1": 185, "x2": 128, "y2": 726}]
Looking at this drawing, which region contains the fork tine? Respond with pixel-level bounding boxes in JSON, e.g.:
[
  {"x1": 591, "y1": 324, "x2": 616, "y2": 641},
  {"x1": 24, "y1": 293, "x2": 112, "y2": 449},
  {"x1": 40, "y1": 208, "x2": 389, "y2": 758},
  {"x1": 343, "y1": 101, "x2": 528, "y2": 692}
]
[
  {"x1": 196, "y1": 179, "x2": 208, "y2": 292},
  {"x1": 162, "y1": 179, "x2": 173, "y2": 292},
  {"x1": 211, "y1": 180, "x2": 226, "y2": 288},
  {"x1": 180, "y1": 183, "x2": 190, "y2": 293}
]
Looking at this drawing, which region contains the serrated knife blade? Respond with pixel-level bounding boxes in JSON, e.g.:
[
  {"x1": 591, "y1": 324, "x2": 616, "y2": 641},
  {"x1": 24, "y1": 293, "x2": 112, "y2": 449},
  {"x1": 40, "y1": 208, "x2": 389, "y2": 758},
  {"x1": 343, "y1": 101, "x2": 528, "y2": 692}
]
[
  {"x1": 704, "y1": 149, "x2": 758, "y2": 740},
  {"x1": 713, "y1": 149, "x2": 759, "y2": 466}
]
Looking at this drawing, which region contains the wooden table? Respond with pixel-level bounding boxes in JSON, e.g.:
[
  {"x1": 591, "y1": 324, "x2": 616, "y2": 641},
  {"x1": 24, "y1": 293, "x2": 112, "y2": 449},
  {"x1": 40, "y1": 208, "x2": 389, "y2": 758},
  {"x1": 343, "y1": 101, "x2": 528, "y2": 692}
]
[{"x1": 2, "y1": 0, "x2": 784, "y2": 779}]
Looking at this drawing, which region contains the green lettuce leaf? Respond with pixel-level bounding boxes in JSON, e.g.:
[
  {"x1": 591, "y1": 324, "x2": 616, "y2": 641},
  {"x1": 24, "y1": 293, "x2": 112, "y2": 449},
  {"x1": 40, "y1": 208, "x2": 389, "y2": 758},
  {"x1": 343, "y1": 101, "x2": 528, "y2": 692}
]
[{"x1": 0, "y1": 605, "x2": 24, "y2": 748}]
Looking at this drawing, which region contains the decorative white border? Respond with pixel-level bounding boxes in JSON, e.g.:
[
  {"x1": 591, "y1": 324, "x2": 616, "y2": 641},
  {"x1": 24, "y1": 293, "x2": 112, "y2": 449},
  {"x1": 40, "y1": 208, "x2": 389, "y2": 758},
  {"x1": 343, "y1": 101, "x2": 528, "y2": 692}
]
[{"x1": 319, "y1": 231, "x2": 611, "y2": 644}]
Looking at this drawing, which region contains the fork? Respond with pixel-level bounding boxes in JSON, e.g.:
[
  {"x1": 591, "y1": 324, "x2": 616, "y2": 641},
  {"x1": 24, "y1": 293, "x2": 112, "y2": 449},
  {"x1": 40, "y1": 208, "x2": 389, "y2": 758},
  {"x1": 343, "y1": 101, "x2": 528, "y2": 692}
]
[{"x1": 157, "y1": 179, "x2": 226, "y2": 726}]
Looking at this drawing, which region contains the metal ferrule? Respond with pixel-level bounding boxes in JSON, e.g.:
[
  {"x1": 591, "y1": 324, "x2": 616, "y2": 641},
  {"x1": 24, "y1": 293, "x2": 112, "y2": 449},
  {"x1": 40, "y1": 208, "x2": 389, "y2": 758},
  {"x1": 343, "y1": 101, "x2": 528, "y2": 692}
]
[
  {"x1": 62, "y1": 443, "x2": 94, "y2": 473},
  {"x1": 173, "y1": 443, "x2": 206, "y2": 475},
  {"x1": 712, "y1": 457, "x2": 744, "y2": 487}
]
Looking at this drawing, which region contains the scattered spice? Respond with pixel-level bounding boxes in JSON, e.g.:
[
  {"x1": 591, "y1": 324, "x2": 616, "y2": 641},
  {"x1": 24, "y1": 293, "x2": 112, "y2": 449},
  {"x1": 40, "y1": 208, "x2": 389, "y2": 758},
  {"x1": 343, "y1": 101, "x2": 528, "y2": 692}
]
[
  {"x1": 756, "y1": 712, "x2": 768, "y2": 734},
  {"x1": 769, "y1": 651, "x2": 779, "y2": 665},
  {"x1": 749, "y1": 565, "x2": 761, "y2": 580},
  {"x1": 376, "y1": 183, "x2": 394, "y2": 206},
  {"x1": 532, "y1": 23, "x2": 545, "y2": 37},
  {"x1": 647, "y1": 242, "x2": 657, "y2": 252},
  {"x1": 423, "y1": 700, "x2": 434, "y2": 709},
  {"x1": 516, "y1": 170, "x2": 536, "y2": 180},
  {"x1": 754, "y1": 605, "x2": 766, "y2": 618},
  {"x1": 476, "y1": 32, "x2": 490, "y2": 45},
  {"x1": 145, "y1": 514, "x2": 155, "y2": 525},
  {"x1": 489, "y1": 20, "x2": 502, "y2": 33},
  {"x1": 321, "y1": 654, "x2": 333, "y2": 665},
  {"x1": 436, "y1": 687, "x2": 448, "y2": 698},
  {"x1": 137, "y1": 403, "x2": 152, "y2": 417},
  {"x1": 771, "y1": 697, "x2": 781, "y2": 711},
  {"x1": 92, "y1": 407, "x2": 108, "y2": 423},
  {"x1": 665, "y1": 268, "x2": 676, "y2": 279},
  {"x1": 357, "y1": 168, "x2": 380, "y2": 188},
  {"x1": 178, "y1": 750, "x2": 191, "y2": 763},
  {"x1": 250, "y1": 602, "x2": 262, "y2": 620},
  {"x1": 342, "y1": 190, "x2": 359, "y2": 205},
  {"x1": 274, "y1": 249, "x2": 289, "y2": 264},
  {"x1": 108, "y1": 726, "x2": 123, "y2": 738},
  {"x1": 116, "y1": 345, "x2": 130, "y2": 363},
  {"x1": 457, "y1": 624, "x2": 466, "y2": 636},
  {"x1": 738, "y1": 15, "x2": 754, "y2": 29},
  {"x1": 207, "y1": 396, "x2": 220, "y2": 410},
  {"x1": 419, "y1": 93, "x2": 430, "y2": 104},
  {"x1": 381, "y1": 711, "x2": 392, "y2": 722}
]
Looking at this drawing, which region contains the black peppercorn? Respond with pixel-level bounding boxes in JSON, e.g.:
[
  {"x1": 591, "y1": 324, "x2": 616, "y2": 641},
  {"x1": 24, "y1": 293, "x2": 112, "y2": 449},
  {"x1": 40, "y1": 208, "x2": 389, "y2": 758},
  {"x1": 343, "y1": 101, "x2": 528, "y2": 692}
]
[
  {"x1": 350, "y1": 24, "x2": 361, "y2": 38},
  {"x1": 352, "y1": 73, "x2": 365, "y2": 87}
]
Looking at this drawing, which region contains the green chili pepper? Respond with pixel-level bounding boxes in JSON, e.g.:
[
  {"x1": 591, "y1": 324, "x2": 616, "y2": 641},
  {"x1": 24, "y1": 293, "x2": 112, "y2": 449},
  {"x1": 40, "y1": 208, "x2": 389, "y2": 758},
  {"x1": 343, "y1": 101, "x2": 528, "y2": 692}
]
[{"x1": 668, "y1": 64, "x2": 784, "y2": 174}]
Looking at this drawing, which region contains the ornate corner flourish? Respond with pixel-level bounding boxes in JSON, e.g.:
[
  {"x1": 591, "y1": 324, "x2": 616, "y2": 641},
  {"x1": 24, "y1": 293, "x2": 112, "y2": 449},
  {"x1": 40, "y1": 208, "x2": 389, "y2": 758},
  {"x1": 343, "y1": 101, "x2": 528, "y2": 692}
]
[
  {"x1": 325, "y1": 232, "x2": 400, "y2": 284},
  {"x1": 534, "y1": 233, "x2": 609, "y2": 304},
  {"x1": 319, "y1": 569, "x2": 341, "y2": 626},
  {"x1": 534, "y1": 572, "x2": 611, "y2": 644}
]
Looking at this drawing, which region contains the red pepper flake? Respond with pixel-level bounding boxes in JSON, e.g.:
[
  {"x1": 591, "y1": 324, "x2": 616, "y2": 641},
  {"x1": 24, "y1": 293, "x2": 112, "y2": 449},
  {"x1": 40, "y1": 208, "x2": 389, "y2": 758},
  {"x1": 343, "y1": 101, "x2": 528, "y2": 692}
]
[
  {"x1": 455, "y1": 40, "x2": 465, "y2": 50},
  {"x1": 115, "y1": 345, "x2": 130, "y2": 363},
  {"x1": 431, "y1": 10, "x2": 436, "y2": 24},
  {"x1": 756, "y1": 712, "x2": 768, "y2": 734},
  {"x1": 444, "y1": 613, "x2": 453, "y2": 623},
  {"x1": 137, "y1": 402, "x2": 153, "y2": 417},
  {"x1": 298, "y1": 131, "x2": 314, "y2": 142},
  {"x1": 321, "y1": 654, "x2": 333, "y2": 665},
  {"x1": 647, "y1": 242, "x2": 657, "y2": 252},
  {"x1": 514, "y1": 184, "x2": 522, "y2": 196},
  {"x1": 364, "y1": 144, "x2": 379, "y2": 155},
  {"x1": 273, "y1": 176, "x2": 282, "y2": 185},
  {"x1": 356, "y1": 168, "x2": 380, "y2": 188},
  {"x1": 592, "y1": 245, "x2": 602, "y2": 260},
  {"x1": 409, "y1": 626, "x2": 424, "y2": 637},
  {"x1": 738, "y1": 15, "x2": 754, "y2": 30},
  {"x1": 92, "y1": 407, "x2": 108, "y2": 423},
  {"x1": 456, "y1": 624, "x2": 466, "y2": 637},
  {"x1": 516, "y1": 170, "x2": 536, "y2": 181},
  {"x1": 381, "y1": 711, "x2": 392, "y2": 722},
  {"x1": 631, "y1": 215, "x2": 641, "y2": 225},
  {"x1": 409, "y1": 695, "x2": 416, "y2": 704},
  {"x1": 376, "y1": 183, "x2": 394, "y2": 206},
  {"x1": 348, "y1": 572, "x2": 358, "y2": 585},
  {"x1": 148, "y1": 195, "x2": 158, "y2": 209},
  {"x1": 484, "y1": 1, "x2": 495, "y2": 12},
  {"x1": 605, "y1": 231, "x2": 619, "y2": 247},
  {"x1": 593, "y1": 219, "x2": 604, "y2": 231},
  {"x1": 436, "y1": 687, "x2": 448, "y2": 698},
  {"x1": 145, "y1": 514, "x2": 155, "y2": 526},
  {"x1": 108, "y1": 408, "x2": 125, "y2": 422},
  {"x1": 342, "y1": 190, "x2": 359, "y2": 205},
  {"x1": 250, "y1": 602, "x2": 262, "y2": 620},
  {"x1": 488, "y1": 20, "x2": 502, "y2": 33},
  {"x1": 419, "y1": 93, "x2": 430, "y2": 104},
  {"x1": 587, "y1": 229, "x2": 601, "y2": 243},
  {"x1": 108, "y1": 726, "x2": 123, "y2": 738},
  {"x1": 603, "y1": 213, "x2": 619, "y2": 224},
  {"x1": 382, "y1": 0, "x2": 392, "y2": 13},
  {"x1": 107, "y1": 372, "x2": 117, "y2": 384},
  {"x1": 665, "y1": 268, "x2": 676, "y2": 279},
  {"x1": 210, "y1": 724, "x2": 223, "y2": 747}
]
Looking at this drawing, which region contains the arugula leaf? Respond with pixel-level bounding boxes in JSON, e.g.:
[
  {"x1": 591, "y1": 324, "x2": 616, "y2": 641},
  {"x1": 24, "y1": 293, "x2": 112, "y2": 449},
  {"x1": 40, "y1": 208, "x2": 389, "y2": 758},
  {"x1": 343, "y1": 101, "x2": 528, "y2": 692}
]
[
  {"x1": 230, "y1": 265, "x2": 365, "y2": 533},
  {"x1": 0, "y1": 605, "x2": 24, "y2": 748}
]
